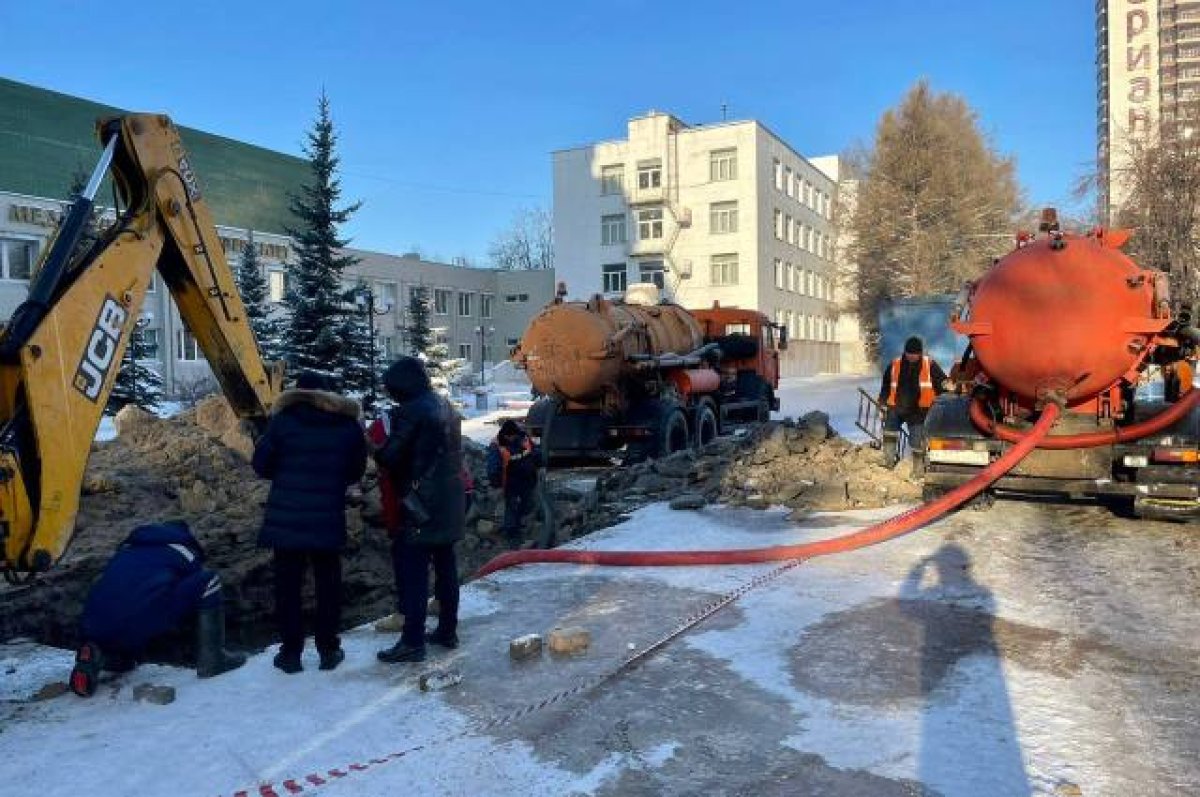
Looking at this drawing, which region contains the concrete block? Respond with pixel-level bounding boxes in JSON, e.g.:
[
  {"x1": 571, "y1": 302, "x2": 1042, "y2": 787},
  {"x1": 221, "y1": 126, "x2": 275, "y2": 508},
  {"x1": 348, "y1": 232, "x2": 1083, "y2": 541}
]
[
  {"x1": 509, "y1": 633, "x2": 543, "y2": 660},
  {"x1": 669, "y1": 493, "x2": 706, "y2": 510},
  {"x1": 133, "y1": 684, "x2": 176, "y2": 705},
  {"x1": 548, "y1": 627, "x2": 591, "y2": 655}
]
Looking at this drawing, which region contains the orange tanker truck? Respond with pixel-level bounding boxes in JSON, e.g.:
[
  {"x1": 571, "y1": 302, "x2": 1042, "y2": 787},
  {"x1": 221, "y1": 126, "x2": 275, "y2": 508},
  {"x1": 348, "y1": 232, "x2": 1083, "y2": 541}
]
[
  {"x1": 923, "y1": 212, "x2": 1200, "y2": 519},
  {"x1": 513, "y1": 283, "x2": 786, "y2": 462}
]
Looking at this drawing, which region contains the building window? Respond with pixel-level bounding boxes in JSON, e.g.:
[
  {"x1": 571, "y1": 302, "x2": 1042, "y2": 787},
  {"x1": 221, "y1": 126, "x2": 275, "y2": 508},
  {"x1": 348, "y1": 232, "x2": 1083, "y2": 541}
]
[
  {"x1": 435, "y1": 289, "x2": 451, "y2": 315},
  {"x1": 601, "y1": 213, "x2": 627, "y2": 245},
  {"x1": 774, "y1": 159, "x2": 783, "y2": 191},
  {"x1": 147, "y1": 274, "x2": 157, "y2": 294},
  {"x1": 506, "y1": 337, "x2": 520, "y2": 348},
  {"x1": 786, "y1": 215, "x2": 795, "y2": 245},
  {"x1": 785, "y1": 262, "x2": 794, "y2": 292},
  {"x1": 639, "y1": 261, "x2": 665, "y2": 288},
  {"x1": 602, "y1": 263, "x2": 628, "y2": 294},
  {"x1": 0, "y1": 237, "x2": 36, "y2": 281},
  {"x1": 459, "y1": 343, "x2": 472, "y2": 360},
  {"x1": 710, "y1": 254, "x2": 738, "y2": 286},
  {"x1": 379, "y1": 335, "x2": 395, "y2": 359},
  {"x1": 638, "y1": 207, "x2": 663, "y2": 240},
  {"x1": 458, "y1": 292, "x2": 474, "y2": 316},
  {"x1": 709, "y1": 201, "x2": 738, "y2": 235},
  {"x1": 141, "y1": 328, "x2": 160, "y2": 360},
  {"x1": 268, "y1": 271, "x2": 287, "y2": 303},
  {"x1": 803, "y1": 269, "x2": 811, "y2": 296},
  {"x1": 774, "y1": 258, "x2": 783, "y2": 289},
  {"x1": 774, "y1": 209, "x2": 783, "y2": 240},
  {"x1": 504, "y1": 293, "x2": 529, "y2": 303},
  {"x1": 377, "y1": 282, "x2": 398, "y2": 310},
  {"x1": 481, "y1": 294, "x2": 493, "y2": 319},
  {"x1": 710, "y1": 148, "x2": 737, "y2": 181},
  {"x1": 176, "y1": 329, "x2": 201, "y2": 362},
  {"x1": 785, "y1": 167, "x2": 794, "y2": 197},
  {"x1": 805, "y1": 181, "x2": 814, "y2": 207},
  {"x1": 637, "y1": 160, "x2": 662, "y2": 190},
  {"x1": 601, "y1": 164, "x2": 624, "y2": 195},
  {"x1": 805, "y1": 226, "x2": 814, "y2": 252}
]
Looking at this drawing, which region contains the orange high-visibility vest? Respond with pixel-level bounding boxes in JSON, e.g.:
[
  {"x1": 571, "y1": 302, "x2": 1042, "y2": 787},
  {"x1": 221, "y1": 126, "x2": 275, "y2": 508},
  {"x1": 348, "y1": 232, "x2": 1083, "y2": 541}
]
[
  {"x1": 887, "y1": 356, "x2": 936, "y2": 409},
  {"x1": 498, "y1": 438, "x2": 534, "y2": 490}
]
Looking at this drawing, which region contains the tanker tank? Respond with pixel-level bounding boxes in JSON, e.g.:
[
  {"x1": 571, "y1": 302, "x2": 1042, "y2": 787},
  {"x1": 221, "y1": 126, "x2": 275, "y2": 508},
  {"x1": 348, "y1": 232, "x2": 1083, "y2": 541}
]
[
  {"x1": 515, "y1": 286, "x2": 705, "y2": 405},
  {"x1": 953, "y1": 232, "x2": 1170, "y2": 408}
]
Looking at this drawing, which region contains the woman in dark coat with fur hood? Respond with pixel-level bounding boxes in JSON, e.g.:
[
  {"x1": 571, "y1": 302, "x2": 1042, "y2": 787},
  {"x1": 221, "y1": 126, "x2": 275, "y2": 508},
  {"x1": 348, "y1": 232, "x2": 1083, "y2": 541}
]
[
  {"x1": 374, "y1": 356, "x2": 464, "y2": 664},
  {"x1": 252, "y1": 372, "x2": 367, "y2": 674}
]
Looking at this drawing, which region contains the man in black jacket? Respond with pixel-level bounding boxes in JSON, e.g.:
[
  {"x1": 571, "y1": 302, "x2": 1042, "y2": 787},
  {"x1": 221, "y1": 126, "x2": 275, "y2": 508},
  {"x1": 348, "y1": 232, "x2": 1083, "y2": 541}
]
[
  {"x1": 375, "y1": 357, "x2": 464, "y2": 664},
  {"x1": 878, "y1": 336, "x2": 951, "y2": 476},
  {"x1": 252, "y1": 372, "x2": 367, "y2": 674}
]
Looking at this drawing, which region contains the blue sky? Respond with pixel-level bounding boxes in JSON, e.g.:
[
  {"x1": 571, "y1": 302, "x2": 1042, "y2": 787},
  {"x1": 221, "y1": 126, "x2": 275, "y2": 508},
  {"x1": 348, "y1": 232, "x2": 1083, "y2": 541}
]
[{"x1": 1, "y1": 1, "x2": 1095, "y2": 264}]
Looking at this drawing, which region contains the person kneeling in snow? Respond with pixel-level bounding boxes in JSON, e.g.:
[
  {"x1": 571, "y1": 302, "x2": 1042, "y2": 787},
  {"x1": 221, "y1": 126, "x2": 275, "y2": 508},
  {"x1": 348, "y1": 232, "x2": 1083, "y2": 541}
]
[{"x1": 70, "y1": 521, "x2": 244, "y2": 697}]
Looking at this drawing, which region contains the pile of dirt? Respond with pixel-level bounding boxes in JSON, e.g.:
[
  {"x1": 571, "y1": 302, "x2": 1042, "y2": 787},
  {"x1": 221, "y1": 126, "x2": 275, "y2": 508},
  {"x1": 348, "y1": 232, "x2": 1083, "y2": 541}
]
[
  {"x1": 0, "y1": 399, "x2": 623, "y2": 656},
  {"x1": 597, "y1": 411, "x2": 921, "y2": 513}
]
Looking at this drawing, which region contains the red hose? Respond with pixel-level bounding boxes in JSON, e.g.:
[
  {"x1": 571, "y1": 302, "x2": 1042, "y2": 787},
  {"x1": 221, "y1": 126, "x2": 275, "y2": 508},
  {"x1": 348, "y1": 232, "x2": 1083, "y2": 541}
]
[
  {"x1": 968, "y1": 389, "x2": 1200, "y2": 449},
  {"x1": 473, "y1": 404, "x2": 1062, "y2": 579}
]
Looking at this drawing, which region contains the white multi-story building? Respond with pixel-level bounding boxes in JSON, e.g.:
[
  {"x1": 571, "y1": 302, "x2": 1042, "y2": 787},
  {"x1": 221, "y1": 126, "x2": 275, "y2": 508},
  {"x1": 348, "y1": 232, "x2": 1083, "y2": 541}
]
[{"x1": 553, "y1": 111, "x2": 842, "y2": 375}]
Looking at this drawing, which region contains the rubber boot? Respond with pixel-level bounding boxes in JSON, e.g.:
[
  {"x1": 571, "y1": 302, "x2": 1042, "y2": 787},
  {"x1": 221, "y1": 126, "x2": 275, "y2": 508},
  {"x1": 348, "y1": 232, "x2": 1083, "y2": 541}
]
[
  {"x1": 195, "y1": 604, "x2": 246, "y2": 679},
  {"x1": 881, "y1": 433, "x2": 900, "y2": 469},
  {"x1": 910, "y1": 451, "x2": 926, "y2": 480}
]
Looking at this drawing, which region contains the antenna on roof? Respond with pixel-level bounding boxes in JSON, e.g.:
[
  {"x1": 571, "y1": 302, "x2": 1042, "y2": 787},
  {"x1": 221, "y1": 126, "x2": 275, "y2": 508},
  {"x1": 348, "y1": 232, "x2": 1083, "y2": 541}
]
[{"x1": 721, "y1": 102, "x2": 728, "y2": 121}]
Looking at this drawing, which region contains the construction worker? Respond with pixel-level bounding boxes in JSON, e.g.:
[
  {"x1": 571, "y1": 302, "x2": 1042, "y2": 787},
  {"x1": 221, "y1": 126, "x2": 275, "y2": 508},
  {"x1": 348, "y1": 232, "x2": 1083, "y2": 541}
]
[
  {"x1": 487, "y1": 419, "x2": 541, "y2": 549},
  {"x1": 69, "y1": 521, "x2": 244, "y2": 697},
  {"x1": 878, "y1": 336, "x2": 951, "y2": 477},
  {"x1": 1164, "y1": 358, "x2": 1195, "y2": 403}
]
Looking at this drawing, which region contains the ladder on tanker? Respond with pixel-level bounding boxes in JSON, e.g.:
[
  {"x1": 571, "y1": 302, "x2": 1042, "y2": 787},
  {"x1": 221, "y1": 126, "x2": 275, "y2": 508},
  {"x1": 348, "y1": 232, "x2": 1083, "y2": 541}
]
[{"x1": 855, "y1": 388, "x2": 908, "y2": 460}]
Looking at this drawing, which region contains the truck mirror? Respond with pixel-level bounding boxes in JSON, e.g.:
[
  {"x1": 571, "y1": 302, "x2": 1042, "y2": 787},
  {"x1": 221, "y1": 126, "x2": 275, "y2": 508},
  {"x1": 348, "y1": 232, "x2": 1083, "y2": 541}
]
[{"x1": 777, "y1": 324, "x2": 788, "y2": 351}]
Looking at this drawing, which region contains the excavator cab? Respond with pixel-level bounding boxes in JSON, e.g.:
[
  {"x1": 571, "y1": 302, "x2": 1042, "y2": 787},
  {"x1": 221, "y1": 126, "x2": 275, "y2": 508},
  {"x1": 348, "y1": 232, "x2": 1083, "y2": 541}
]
[{"x1": 0, "y1": 114, "x2": 279, "y2": 579}]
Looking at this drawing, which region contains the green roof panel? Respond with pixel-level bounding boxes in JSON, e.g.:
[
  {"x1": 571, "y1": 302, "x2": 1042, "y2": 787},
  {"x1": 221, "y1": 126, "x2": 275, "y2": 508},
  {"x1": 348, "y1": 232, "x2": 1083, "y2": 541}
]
[{"x1": 0, "y1": 77, "x2": 307, "y2": 234}]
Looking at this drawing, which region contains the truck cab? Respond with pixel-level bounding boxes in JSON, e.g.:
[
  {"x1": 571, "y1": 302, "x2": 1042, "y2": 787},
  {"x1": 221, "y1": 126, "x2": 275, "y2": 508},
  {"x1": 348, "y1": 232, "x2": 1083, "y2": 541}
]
[{"x1": 691, "y1": 303, "x2": 784, "y2": 422}]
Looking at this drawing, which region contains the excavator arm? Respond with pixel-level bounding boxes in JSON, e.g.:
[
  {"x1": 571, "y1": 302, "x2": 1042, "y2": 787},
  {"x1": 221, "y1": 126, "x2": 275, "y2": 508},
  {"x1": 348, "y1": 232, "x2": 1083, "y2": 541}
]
[{"x1": 0, "y1": 113, "x2": 281, "y2": 577}]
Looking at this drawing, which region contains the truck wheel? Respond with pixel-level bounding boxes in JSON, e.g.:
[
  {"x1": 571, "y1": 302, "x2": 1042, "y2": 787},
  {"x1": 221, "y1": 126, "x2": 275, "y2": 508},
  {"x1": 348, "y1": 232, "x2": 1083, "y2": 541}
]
[
  {"x1": 694, "y1": 402, "x2": 719, "y2": 449},
  {"x1": 756, "y1": 386, "x2": 774, "y2": 423},
  {"x1": 661, "y1": 408, "x2": 690, "y2": 456}
]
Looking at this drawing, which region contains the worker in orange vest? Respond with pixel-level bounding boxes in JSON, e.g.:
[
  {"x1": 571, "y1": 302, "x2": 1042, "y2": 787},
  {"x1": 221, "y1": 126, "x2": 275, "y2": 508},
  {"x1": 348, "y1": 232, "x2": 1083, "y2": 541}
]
[
  {"x1": 486, "y1": 420, "x2": 541, "y2": 549},
  {"x1": 877, "y1": 336, "x2": 951, "y2": 476}
]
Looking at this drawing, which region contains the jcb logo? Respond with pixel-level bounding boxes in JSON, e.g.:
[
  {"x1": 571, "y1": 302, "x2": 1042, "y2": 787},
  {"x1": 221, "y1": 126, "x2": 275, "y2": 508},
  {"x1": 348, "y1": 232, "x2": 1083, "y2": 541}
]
[{"x1": 73, "y1": 296, "x2": 128, "y2": 402}]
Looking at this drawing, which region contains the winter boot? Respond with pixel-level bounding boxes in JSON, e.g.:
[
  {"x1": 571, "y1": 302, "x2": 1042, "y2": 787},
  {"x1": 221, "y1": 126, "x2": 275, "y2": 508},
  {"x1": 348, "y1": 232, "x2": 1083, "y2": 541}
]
[
  {"x1": 376, "y1": 640, "x2": 427, "y2": 663},
  {"x1": 195, "y1": 604, "x2": 246, "y2": 679},
  {"x1": 318, "y1": 648, "x2": 346, "y2": 672},
  {"x1": 425, "y1": 629, "x2": 459, "y2": 649},
  {"x1": 881, "y1": 432, "x2": 900, "y2": 469}
]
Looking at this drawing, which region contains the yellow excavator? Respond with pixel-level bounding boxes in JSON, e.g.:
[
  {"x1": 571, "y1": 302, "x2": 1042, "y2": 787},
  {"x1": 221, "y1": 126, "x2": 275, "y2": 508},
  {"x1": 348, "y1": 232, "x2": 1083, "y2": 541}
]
[{"x1": 0, "y1": 114, "x2": 281, "y2": 580}]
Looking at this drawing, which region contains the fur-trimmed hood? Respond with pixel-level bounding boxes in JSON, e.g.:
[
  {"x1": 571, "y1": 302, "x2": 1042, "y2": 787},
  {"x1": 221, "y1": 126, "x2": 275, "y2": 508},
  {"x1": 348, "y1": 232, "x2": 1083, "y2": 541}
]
[{"x1": 272, "y1": 388, "x2": 361, "y2": 419}]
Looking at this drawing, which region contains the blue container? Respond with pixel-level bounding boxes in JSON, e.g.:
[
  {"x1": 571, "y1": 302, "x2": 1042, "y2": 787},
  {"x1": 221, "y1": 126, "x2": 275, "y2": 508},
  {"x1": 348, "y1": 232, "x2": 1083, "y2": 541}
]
[{"x1": 877, "y1": 295, "x2": 967, "y2": 371}]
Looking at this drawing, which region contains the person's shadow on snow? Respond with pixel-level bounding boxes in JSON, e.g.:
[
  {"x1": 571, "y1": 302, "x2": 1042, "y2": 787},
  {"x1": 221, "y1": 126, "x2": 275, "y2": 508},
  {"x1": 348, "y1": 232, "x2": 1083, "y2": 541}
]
[{"x1": 899, "y1": 543, "x2": 1031, "y2": 796}]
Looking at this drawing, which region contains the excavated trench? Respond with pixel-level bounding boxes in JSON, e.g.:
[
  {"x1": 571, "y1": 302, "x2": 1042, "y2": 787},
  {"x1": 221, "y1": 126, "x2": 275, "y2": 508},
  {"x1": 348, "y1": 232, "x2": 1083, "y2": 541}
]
[{"x1": 0, "y1": 400, "x2": 924, "y2": 663}]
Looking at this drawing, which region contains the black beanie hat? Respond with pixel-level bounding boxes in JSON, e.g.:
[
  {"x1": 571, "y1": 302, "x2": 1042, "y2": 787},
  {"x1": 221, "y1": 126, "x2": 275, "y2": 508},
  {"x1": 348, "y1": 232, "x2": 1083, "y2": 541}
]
[{"x1": 904, "y1": 336, "x2": 923, "y2": 354}]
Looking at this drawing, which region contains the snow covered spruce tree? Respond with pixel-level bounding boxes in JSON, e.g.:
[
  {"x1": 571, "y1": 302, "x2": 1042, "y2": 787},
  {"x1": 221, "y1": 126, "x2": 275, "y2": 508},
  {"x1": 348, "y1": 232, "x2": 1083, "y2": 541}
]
[
  {"x1": 405, "y1": 286, "x2": 464, "y2": 396},
  {"x1": 106, "y1": 322, "x2": 163, "y2": 416},
  {"x1": 337, "y1": 281, "x2": 378, "y2": 410},
  {"x1": 282, "y1": 92, "x2": 362, "y2": 385},
  {"x1": 234, "y1": 231, "x2": 286, "y2": 362}
]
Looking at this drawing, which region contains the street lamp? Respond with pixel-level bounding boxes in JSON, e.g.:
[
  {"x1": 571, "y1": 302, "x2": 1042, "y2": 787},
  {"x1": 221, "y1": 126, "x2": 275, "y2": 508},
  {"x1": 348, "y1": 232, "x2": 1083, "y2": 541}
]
[
  {"x1": 474, "y1": 325, "x2": 495, "y2": 385},
  {"x1": 354, "y1": 285, "x2": 394, "y2": 411}
]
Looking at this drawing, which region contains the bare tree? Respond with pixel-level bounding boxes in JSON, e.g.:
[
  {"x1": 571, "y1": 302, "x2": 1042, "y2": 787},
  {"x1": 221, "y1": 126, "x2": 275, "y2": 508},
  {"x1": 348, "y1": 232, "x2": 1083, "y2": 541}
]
[
  {"x1": 849, "y1": 81, "x2": 1021, "y2": 359},
  {"x1": 1115, "y1": 130, "x2": 1200, "y2": 307},
  {"x1": 488, "y1": 207, "x2": 553, "y2": 270}
]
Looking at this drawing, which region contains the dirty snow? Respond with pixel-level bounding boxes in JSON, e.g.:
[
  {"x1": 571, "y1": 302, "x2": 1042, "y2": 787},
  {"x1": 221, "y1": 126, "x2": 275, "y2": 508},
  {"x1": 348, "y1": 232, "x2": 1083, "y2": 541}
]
[{"x1": 3, "y1": 495, "x2": 1197, "y2": 796}]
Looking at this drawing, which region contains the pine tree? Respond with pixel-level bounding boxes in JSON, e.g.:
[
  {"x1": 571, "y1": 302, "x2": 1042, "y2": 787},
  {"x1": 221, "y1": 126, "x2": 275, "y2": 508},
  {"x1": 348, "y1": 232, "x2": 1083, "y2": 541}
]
[
  {"x1": 106, "y1": 322, "x2": 163, "y2": 416},
  {"x1": 406, "y1": 285, "x2": 433, "y2": 356},
  {"x1": 849, "y1": 80, "x2": 1020, "y2": 360},
  {"x1": 404, "y1": 287, "x2": 463, "y2": 396},
  {"x1": 338, "y1": 281, "x2": 379, "y2": 410},
  {"x1": 234, "y1": 231, "x2": 286, "y2": 362},
  {"x1": 282, "y1": 92, "x2": 362, "y2": 383}
]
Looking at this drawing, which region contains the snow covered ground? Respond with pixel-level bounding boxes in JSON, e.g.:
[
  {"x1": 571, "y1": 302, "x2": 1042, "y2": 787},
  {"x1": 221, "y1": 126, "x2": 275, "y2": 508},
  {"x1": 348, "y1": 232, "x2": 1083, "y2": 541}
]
[
  {"x1": 3, "y1": 496, "x2": 1198, "y2": 797},
  {"x1": 775, "y1": 372, "x2": 878, "y2": 443}
]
